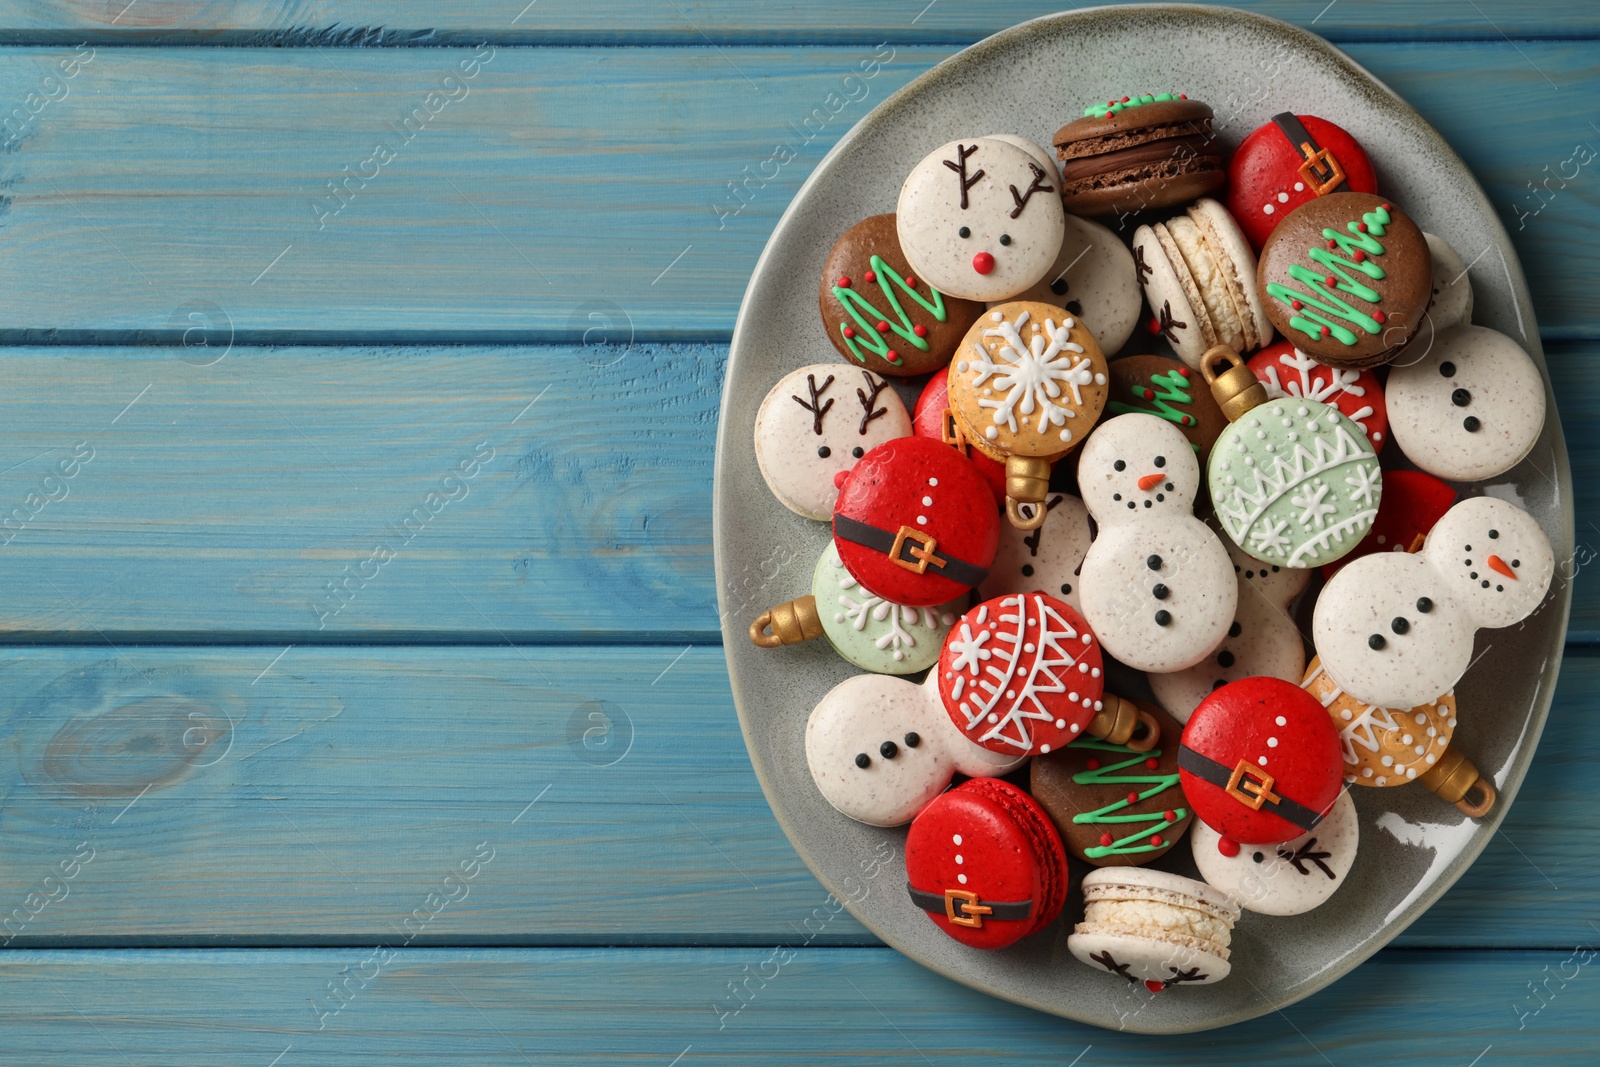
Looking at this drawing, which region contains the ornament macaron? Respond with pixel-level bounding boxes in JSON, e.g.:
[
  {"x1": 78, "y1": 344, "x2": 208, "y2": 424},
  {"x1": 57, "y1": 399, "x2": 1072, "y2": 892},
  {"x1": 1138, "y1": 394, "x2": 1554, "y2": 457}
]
[
  {"x1": 897, "y1": 137, "x2": 1066, "y2": 303},
  {"x1": 1190, "y1": 788, "x2": 1358, "y2": 915},
  {"x1": 1202, "y1": 346, "x2": 1382, "y2": 570},
  {"x1": 1386, "y1": 324, "x2": 1547, "y2": 482},
  {"x1": 1132, "y1": 198, "x2": 1272, "y2": 369},
  {"x1": 1068, "y1": 868, "x2": 1240, "y2": 991},
  {"x1": 1179, "y1": 676, "x2": 1344, "y2": 853},
  {"x1": 999, "y1": 212, "x2": 1143, "y2": 355},
  {"x1": 947, "y1": 301, "x2": 1110, "y2": 528},
  {"x1": 832, "y1": 435, "x2": 1000, "y2": 608},
  {"x1": 1226, "y1": 113, "x2": 1378, "y2": 251},
  {"x1": 754, "y1": 365, "x2": 911, "y2": 521},
  {"x1": 819, "y1": 214, "x2": 986, "y2": 377},
  {"x1": 905, "y1": 777, "x2": 1068, "y2": 950},
  {"x1": 911, "y1": 368, "x2": 1007, "y2": 505},
  {"x1": 1256, "y1": 192, "x2": 1431, "y2": 369},
  {"x1": 1052, "y1": 93, "x2": 1225, "y2": 217},
  {"x1": 1029, "y1": 701, "x2": 1192, "y2": 866}
]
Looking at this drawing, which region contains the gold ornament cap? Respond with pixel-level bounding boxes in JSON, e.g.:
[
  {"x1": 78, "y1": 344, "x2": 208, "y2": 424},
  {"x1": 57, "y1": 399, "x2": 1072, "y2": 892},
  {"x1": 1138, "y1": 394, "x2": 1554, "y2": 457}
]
[
  {"x1": 1417, "y1": 746, "x2": 1496, "y2": 818},
  {"x1": 1199, "y1": 345, "x2": 1269, "y2": 422},
  {"x1": 749, "y1": 595, "x2": 824, "y2": 648},
  {"x1": 1087, "y1": 693, "x2": 1160, "y2": 752},
  {"x1": 1004, "y1": 455, "x2": 1053, "y2": 530}
]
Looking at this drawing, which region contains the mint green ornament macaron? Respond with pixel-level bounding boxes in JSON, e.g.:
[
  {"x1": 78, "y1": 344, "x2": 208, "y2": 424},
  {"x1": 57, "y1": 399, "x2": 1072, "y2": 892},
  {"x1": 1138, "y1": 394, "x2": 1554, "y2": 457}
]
[
  {"x1": 1201, "y1": 347, "x2": 1381, "y2": 569},
  {"x1": 748, "y1": 544, "x2": 962, "y2": 675}
]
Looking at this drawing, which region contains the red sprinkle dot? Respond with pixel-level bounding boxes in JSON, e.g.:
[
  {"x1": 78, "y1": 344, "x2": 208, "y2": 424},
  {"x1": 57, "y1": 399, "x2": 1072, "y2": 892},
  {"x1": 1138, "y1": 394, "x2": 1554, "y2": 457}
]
[
  {"x1": 1085, "y1": 758, "x2": 1101, "y2": 770},
  {"x1": 1179, "y1": 93, "x2": 1188, "y2": 99},
  {"x1": 1324, "y1": 275, "x2": 1337, "y2": 286},
  {"x1": 1144, "y1": 757, "x2": 1160, "y2": 770},
  {"x1": 837, "y1": 276, "x2": 851, "y2": 288},
  {"x1": 1100, "y1": 833, "x2": 1114, "y2": 847},
  {"x1": 1121, "y1": 96, "x2": 1131, "y2": 102},
  {"x1": 1176, "y1": 366, "x2": 1190, "y2": 378},
  {"x1": 1327, "y1": 238, "x2": 1338, "y2": 250},
  {"x1": 912, "y1": 323, "x2": 928, "y2": 338},
  {"x1": 1380, "y1": 202, "x2": 1391, "y2": 210},
  {"x1": 863, "y1": 270, "x2": 876, "y2": 283},
  {"x1": 1163, "y1": 810, "x2": 1177, "y2": 822},
  {"x1": 1181, "y1": 414, "x2": 1194, "y2": 426},
  {"x1": 1373, "y1": 310, "x2": 1386, "y2": 324},
  {"x1": 1136, "y1": 386, "x2": 1153, "y2": 400},
  {"x1": 1353, "y1": 250, "x2": 1366, "y2": 263},
  {"x1": 905, "y1": 276, "x2": 916, "y2": 287},
  {"x1": 876, "y1": 320, "x2": 890, "y2": 333},
  {"x1": 1145, "y1": 979, "x2": 1166, "y2": 993},
  {"x1": 1150, "y1": 835, "x2": 1164, "y2": 847},
  {"x1": 842, "y1": 327, "x2": 856, "y2": 339},
  {"x1": 1356, "y1": 222, "x2": 1367, "y2": 233},
  {"x1": 1318, "y1": 325, "x2": 1328, "y2": 337},
  {"x1": 885, "y1": 349, "x2": 900, "y2": 363},
  {"x1": 1291, "y1": 299, "x2": 1304, "y2": 311},
  {"x1": 1126, "y1": 791, "x2": 1140, "y2": 805},
  {"x1": 1218, "y1": 836, "x2": 1241, "y2": 858}
]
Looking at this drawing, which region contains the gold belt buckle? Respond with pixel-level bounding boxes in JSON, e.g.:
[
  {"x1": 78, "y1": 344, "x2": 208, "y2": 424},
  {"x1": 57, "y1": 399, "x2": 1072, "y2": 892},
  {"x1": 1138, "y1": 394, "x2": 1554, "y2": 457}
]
[
  {"x1": 944, "y1": 888, "x2": 992, "y2": 928},
  {"x1": 940, "y1": 407, "x2": 969, "y2": 456},
  {"x1": 890, "y1": 525, "x2": 944, "y2": 575},
  {"x1": 1225, "y1": 759, "x2": 1283, "y2": 811},
  {"x1": 1297, "y1": 143, "x2": 1345, "y2": 196}
]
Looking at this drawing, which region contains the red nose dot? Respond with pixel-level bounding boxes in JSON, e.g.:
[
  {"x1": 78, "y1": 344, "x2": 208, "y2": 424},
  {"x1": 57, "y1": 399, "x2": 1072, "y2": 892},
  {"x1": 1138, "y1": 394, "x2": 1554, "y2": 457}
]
[
  {"x1": 833, "y1": 470, "x2": 849, "y2": 489},
  {"x1": 1145, "y1": 980, "x2": 1166, "y2": 994},
  {"x1": 1148, "y1": 317, "x2": 1161, "y2": 334},
  {"x1": 1217, "y1": 836, "x2": 1241, "y2": 858},
  {"x1": 972, "y1": 251, "x2": 995, "y2": 275}
]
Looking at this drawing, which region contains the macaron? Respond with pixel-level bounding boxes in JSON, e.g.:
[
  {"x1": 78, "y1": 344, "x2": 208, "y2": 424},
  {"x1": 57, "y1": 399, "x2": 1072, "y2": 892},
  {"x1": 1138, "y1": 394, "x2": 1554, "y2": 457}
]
[
  {"x1": 897, "y1": 137, "x2": 1066, "y2": 302},
  {"x1": 1133, "y1": 199, "x2": 1272, "y2": 368},
  {"x1": 1248, "y1": 340, "x2": 1388, "y2": 452},
  {"x1": 754, "y1": 364, "x2": 911, "y2": 520},
  {"x1": 833, "y1": 435, "x2": 1000, "y2": 608},
  {"x1": 1257, "y1": 192, "x2": 1431, "y2": 368},
  {"x1": 1179, "y1": 677, "x2": 1344, "y2": 850},
  {"x1": 1052, "y1": 93, "x2": 1225, "y2": 217},
  {"x1": 905, "y1": 777, "x2": 1068, "y2": 950},
  {"x1": 977, "y1": 492, "x2": 1093, "y2": 613},
  {"x1": 1191, "y1": 788, "x2": 1358, "y2": 915},
  {"x1": 1105, "y1": 354, "x2": 1228, "y2": 461},
  {"x1": 819, "y1": 214, "x2": 986, "y2": 377},
  {"x1": 998, "y1": 212, "x2": 1143, "y2": 355},
  {"x1": 812, "y1": 543, "x2": 962, "y2": 674},
  {"x1": 911, "y1": 368, "x2": 1007, "y2": 505},
  {"x1": 1030, "y1": 701, "x2": 1192, "y2": 866},
  {"x1": 1226, "y1": 113, "x2": 1378, "y2": 250},
  {"x1": 1302, "y1": 656, "x2": 1455, "y2": 787},
  {"x1": 1386, "y1": 324, "x2": 1546, "y2": 482},
  {"x1": 1320, "y1": 469, "x2": 1456, "y2": 581},
  {"x1": 1068, "y1": 868, "x2": 1240, "y2": 990}
]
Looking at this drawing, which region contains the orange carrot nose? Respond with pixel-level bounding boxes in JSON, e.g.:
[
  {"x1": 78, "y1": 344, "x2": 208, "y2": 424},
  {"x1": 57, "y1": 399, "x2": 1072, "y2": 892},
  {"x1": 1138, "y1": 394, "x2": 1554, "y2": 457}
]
[
  {"x1": 1137, "y1": 473, "x2": 1165, "y2": 491},
  {"x1": 1487, "y1": 554, "x2": 1516, "y2": 579}
]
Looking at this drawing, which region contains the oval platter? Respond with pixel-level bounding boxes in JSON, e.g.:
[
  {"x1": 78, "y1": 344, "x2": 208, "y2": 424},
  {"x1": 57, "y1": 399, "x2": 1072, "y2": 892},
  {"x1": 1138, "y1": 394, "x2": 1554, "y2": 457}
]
[{"x1": 713, "y1": 4, "x2": 1573, "y2": 1033}]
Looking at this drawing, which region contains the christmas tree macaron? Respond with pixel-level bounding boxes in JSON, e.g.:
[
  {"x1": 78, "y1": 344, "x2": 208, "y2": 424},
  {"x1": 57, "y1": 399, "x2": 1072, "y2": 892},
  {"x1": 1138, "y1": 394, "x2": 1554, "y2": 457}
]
[
  {"x1": 1105, "y1": 354, "x2": 1227, "y2": 461},
  {"x1": 1030, "y1": 701, "x2": 1192, "y2": 866},
  {"x1": 819, "y1": 214, "x2": 985, "y2": 377},
  {"x1": 1257, "y1": 192, "x2": 1431, "y2": 369},
  {"x1": 1202, "y1": 346, "x2": 1381, "y2": 569}
]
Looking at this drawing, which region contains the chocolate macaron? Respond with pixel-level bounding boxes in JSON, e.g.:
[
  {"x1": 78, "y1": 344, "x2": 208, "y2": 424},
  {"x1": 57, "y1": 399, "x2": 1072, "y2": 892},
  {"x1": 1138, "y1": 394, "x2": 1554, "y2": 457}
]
[
  {"x1": 1257, "y1": 192, "x2": 1431, "y2": 369},
  {"x1": 820, "y1": 214, "x2": 985, "y2": 377},
  {"x1": 1053, "y1": 93, "x2": 1224, "y2": 217},
  {"x1": 1104, "y1": 354, "x2": 1227, "y2": 461}
]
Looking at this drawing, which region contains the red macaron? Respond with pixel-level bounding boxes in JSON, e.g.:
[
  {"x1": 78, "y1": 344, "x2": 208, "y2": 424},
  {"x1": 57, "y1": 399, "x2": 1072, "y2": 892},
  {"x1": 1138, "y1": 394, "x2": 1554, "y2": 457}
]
[
  {"x1": 912, "y1": 369, "x2": 1006, "y2": 506},
  {"x1": 905, "y1": 777, "x2": 1068, "y2": 950},
  {"x1": 1179, "y1": 677, "x2": 1344, "y2": 851},
  {"x1": 1227, "y1": 113, "x2": 1378, "y2": 251},
  {"x1": 833, "y1": 435, "x2": 999, "y2": 607}
]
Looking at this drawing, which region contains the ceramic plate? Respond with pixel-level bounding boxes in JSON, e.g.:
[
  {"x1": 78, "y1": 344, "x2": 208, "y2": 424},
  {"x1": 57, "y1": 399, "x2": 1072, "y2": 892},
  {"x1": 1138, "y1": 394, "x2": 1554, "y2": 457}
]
[{"x1": 714, "y1": 4, "x2": 1572, "y2": 1033}]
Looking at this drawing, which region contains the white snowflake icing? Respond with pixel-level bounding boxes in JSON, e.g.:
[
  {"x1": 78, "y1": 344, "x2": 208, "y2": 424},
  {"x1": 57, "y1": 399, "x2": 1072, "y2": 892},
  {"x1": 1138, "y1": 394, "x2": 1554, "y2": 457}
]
[
  {"x1": 836, "y1": 567, "x2": 940, "y2": 661},
  {"x1": 1345, "y1": 463, "x2": 1381, "y2": 508},
  {"x1": 952, "y1": 593, "x2": 1087, "y2": 752},
  {"x1": 968, "y1": 309, "x2": 1092, "y2": 437},
  {"x1": 1291, "y1": 478, "x2": 1336, "y2": 529},
  {"x1": 1249, "y1": 516, "x2": 1291, "y2": 556}
]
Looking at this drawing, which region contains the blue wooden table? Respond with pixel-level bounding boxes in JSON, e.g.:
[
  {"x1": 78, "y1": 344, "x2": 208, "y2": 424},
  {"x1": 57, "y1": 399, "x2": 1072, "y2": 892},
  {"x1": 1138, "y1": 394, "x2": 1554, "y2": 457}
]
[{"x1": 0, "y1": 2, "x2": 1595, "y2": 1061}]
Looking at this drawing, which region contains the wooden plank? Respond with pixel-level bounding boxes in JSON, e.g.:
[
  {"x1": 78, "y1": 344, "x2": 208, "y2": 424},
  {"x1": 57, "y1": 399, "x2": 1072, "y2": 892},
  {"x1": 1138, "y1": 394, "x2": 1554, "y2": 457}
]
[
  {"x1": 0, "y1": 43, "x2": 1592, "y2": 342},
  {"x1": 0, "y1": 0, "x2": 1593, "y2": 43},
  {"x1": 0, "y1": 342, "x2": 1592, "y2": 640},
  {"x1": 0, "y1": 644, "x2": 1593, "y2": 948},
  {"x1": 0, "y1": 946, "x2": 1594, "y2": 1060}
]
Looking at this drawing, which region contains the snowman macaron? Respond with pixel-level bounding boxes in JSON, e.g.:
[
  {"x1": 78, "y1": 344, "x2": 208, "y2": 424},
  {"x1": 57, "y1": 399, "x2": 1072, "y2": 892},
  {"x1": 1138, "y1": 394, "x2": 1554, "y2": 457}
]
[
  {"x1": 754, "y1": 365, "x2": 911, "y2": 520},
  {"x1": 1387, "y1": 325, "x2": 1547, "y2": 482},
  {"x1": 897, "y1": 137, "x2": 1066, "y2": 303},
  {"x1": 1077, "y1": 413, "x2": 1237, "y2": 673},
  {"x1": 1313, "y1": 496, "x2": 1554, "y2": 708},
  {"x1": 1150, "y1": 538, "x2": 1309, "y2": 723},
  {"x1": 998, "y1": 212, "x2": 1143, "y2": 355},
  {"x1": 977, "y1": 493, "x2": 1093, "y2": 613}
]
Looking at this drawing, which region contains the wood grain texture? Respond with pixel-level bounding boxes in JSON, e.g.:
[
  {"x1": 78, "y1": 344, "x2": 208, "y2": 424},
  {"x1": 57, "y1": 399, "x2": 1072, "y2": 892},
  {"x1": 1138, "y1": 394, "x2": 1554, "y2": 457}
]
[
  {"x1": 0, "y1": 43, "x2": 1593, "y2": 341},
  {"x1": 0, "y1": 0, "x2": 1594, "y2": 42},
  {"x1": 0, "y1": 644, "x2": 1592, "y2": 949},
  {"x1": 0, "y1": 946, "x2": 1595, "y2": 1062},
  {"x1": 0, "y1": 341, "x2": 1591, "y2": 640}
]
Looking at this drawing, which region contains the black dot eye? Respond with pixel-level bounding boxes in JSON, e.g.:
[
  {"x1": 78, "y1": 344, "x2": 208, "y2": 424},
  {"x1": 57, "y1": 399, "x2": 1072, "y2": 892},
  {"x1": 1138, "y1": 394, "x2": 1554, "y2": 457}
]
[
  {"x1": 854, "y1": 753, "x2": 870, "y2": 769},
  {"x1": 1417, "y1": 597, "x2": 1433, "y2": 613},
  {"x1": 1439, "y1": 361, "x2": 1457, "y2": 378},
  {"x1": 1154, "y1": 456, "x2": 1166, "y2": 468},
  {"x1": 1060, "y1": 583, "x2": 1071, "y2": 595},
  {"x1": 1114, "y1": 459, "x2": 1126, "y2": 471},
  {"x1": 1021, "y1": 564, "x2": 1034, "y2": 577},
  {"x1": 1489, "y1": 529, "x2": 1499, "y2": 539},
  {"x1": 1154, "y1": 609, "x2": 1172, "y2": 626},
  {"x1": 1147, "y1": 555, "x2": 1162, "y2": 570},
  {"x1": 999, "y1": 233, "x2": 1012, "y2": 246},
  {"x1": 1451, "y1": 388, "x2": 1471, "y2": 407},
  {"x1": 1113, "y1": 493, "x2": 1122, "y2": 501},
  {"x1": 1512, "y1": 559, "x2": 1521, "y2": 568},
  {"x1": 1228, "y1": 621, "x2": 1242, "y2": 638},
  {"x1": 851, "y1": 446, "x2": 864, "y2": 459},
  {"x1": 879, "y1": 741, "x2": 898, "y2": 759},
  {"x1": 1369, "y1": 634, "x2": 1387, "y2": 650},
  {"x1": 1392, "y1": 617, "x2": 1410, "y2": 635},
  {"x1": 903, "y1": 732, "x2": 920, "y2": 748},
  {"x1": 1252, "y1": 852, "x2": 1265, "y2": 864},
  {"x1": 1066, "y1": 300, "x2": 1083, "y2": 315},
  {"x1": 1050, "y1": 278, "x2": 1069, "y2": 296},
  {"x1": 1217, "y1": 650, "x2": 1235, "y2": 668},
  {"x1": 1464, "y1": 416, "x2": 1481, "y2": 432},
  {"x1": 1152, "y1": 583, "x2": 1169, "y2": 600},
  {"x1": 958, "y1": 226, "x2": 971, "y2": 238},
  {"x1": 817, "y1": 445, "x2": 831, "y2": 458}
]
